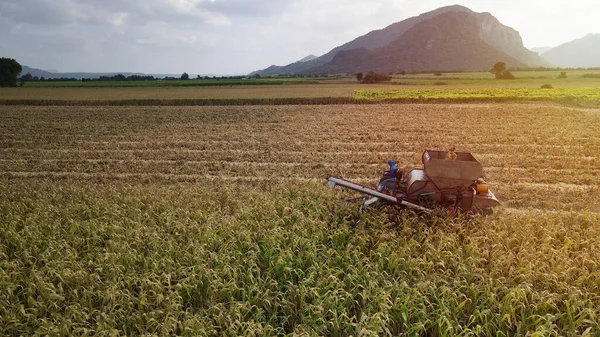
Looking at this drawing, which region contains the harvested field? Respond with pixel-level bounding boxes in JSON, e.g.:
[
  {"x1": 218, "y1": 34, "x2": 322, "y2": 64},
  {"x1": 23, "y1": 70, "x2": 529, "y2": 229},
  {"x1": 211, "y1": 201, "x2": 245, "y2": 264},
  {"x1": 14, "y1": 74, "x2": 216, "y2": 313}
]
[
  {"x1": 4, "y1": 86, "x2": 600, "y2": 109},
  {"x1": 0, "y1": 84, "x2": 371, "y2": 100},
  {"x1": 1, "y1": 103, "x2": 600, "y2": 335},
  {"x1": 1, "y1": 104, "x2": 599, "y2": 211}
]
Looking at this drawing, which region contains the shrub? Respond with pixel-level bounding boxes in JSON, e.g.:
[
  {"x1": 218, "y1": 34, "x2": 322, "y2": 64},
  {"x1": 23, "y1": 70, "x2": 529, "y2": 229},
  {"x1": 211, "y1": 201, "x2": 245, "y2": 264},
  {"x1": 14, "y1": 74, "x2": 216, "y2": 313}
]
[
  {"x1": 434, "y1": 73, "x2": 443, "y2": 76},
  {"x1": 558, "y1": 72, "x2": 567, "y2": 79},
  {"x1": 541, "y1": 84, "x2": 553, "y2": 89},
  {"x1": 497, "y1": 71, "x2": 515, "y2": 79},
  {"x1": 361, "y1": 72, "x2": 392, "y2": 84}
]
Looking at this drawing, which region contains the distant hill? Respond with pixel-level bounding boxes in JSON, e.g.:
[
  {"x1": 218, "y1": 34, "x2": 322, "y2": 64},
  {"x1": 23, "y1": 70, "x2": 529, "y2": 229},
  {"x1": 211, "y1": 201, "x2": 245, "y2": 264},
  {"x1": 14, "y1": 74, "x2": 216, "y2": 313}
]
[
  {"x1": 297, "y1": 54, "x2": 318, "y2": 63},
  {"x1": 530, "y1": 46, "x2": 553, "y2": 54},
  {"x1": 251, "y1": 5, "x2": 550, "y2": 76},
  {"x1": 20, "y1": 66, "x2": 57, "y2": 79},
  {"x1": 542, "y1": 34, "x2": 600, "y2": 68},
  {"x1": 18, "y1": 65, "x2": 189, "y2": 79}
]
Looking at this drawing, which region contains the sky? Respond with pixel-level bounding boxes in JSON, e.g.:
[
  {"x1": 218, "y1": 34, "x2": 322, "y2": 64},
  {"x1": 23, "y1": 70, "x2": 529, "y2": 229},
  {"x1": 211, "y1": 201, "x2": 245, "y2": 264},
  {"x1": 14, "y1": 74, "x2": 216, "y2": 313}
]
[{"x1": 1, "y1": 0, "x2": 598, "y2": 75}]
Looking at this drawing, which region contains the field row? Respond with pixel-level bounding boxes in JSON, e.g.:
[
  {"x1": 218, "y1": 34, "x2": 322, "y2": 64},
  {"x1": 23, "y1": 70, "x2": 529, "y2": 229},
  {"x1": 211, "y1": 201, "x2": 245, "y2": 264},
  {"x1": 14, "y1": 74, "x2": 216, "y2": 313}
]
[
  {"x1": 1, "y1": 105, "x2": 597, "y2": 137},
  {"x1": 0, "y1": 157, "x2": 598, "y2": 183},
  {"x1": 2, "y1": 148, "x2": 598, "y2": 171},
  {"x1": 1, "y1": 104, "x2": 599, "y2": 213},
  {"x1": 2, "y1": 134, "x2": 598, "y2": 147},
  {"x1": 2, "y1": 173, "x2": 597, "y2": 213},
  {"x1": 355, "y1": 88, "x2": 600, "y2": 105},
  {"x1": 3, "y1": 139, "x2": 600, "y2": 155},
  {"x1": 0, "y1": 85, "x2": 364, "y2": 100}
]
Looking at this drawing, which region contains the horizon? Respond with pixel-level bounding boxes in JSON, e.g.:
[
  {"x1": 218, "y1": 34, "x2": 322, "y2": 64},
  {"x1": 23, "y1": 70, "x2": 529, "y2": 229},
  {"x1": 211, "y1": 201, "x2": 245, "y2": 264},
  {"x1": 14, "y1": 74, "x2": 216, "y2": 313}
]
[{"x1": 2, "y1": 0, "x2": 599, "y2": 75}]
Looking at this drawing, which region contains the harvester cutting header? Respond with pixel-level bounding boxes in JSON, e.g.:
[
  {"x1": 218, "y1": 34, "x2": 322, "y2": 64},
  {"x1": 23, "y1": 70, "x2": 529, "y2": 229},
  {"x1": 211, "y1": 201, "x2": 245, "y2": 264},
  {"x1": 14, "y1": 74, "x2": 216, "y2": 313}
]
[{"x1": 327, "y1": 150, "x2": 500, "y2": 215}]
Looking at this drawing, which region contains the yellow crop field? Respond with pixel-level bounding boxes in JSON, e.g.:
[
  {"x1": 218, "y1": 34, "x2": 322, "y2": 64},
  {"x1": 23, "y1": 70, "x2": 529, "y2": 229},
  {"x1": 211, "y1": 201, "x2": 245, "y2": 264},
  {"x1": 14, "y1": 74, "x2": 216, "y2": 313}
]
[
  {"x1": 355, "y1": 88, "x2": 600, "y2": 105},
  {"x1": 1, "y1": 103, "x2": 600, "y2": 335}
]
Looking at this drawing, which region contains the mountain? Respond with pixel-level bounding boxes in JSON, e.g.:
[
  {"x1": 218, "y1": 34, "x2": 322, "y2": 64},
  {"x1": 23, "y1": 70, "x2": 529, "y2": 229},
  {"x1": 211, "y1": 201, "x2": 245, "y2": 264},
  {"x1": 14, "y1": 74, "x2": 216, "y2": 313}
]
[
  {"x1": 530, "y1": 46, "x2": 553, "y2": 54},
  {"x1": 307, "y1": 11, "x2": 527, "y2": 74},
  {"x1": 297, "y1": 54, "x2": 318, "y2": 63},
  {"x1": 251, "y1": 5, "x2": 474, "y2": 76},
  {"x1": 541, "y1": 34, "x2": 600, "y2": 68},
  {"x1": 251, "y1": 5, "x2": 550, "y2": 76}
]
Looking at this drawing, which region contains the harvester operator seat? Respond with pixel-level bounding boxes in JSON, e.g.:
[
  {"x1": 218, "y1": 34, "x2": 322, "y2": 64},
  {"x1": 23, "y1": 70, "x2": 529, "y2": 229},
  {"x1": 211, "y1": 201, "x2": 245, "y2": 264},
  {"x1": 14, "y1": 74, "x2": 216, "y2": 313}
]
[{"x1": 446, "y1": 147, "x2": 457, "y2": 160}]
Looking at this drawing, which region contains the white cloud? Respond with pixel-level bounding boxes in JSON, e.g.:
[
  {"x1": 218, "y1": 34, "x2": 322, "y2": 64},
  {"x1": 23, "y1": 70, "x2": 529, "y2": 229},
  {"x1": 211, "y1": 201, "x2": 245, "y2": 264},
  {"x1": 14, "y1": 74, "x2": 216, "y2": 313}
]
[
  {"x1": 0, "y1": 0, "x2": 232, "y2": 26},
  {"x1": 108, "y1": 12, "x2": 128, "y2": 27},
  {"x1": 10, "y1": 23, "x2": 22, "y2": 34},
  {"x1": 1, "y1": 0, "x2": 599, "y2": 74}
]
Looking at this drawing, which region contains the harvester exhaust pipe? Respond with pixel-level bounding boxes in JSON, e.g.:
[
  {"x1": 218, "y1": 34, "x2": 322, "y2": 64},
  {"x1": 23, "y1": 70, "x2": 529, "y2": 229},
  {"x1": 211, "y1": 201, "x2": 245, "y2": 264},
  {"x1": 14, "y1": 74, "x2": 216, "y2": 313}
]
[{"x1": 327, "y1": 176, "x2": 432, "y2": 214}]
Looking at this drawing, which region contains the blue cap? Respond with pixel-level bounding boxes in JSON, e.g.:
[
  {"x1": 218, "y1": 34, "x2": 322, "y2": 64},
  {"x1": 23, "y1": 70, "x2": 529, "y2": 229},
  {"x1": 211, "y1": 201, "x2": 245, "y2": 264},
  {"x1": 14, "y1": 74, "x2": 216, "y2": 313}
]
[{"x1": 387, "y1": 159, "x2": 397, "y2": 171}]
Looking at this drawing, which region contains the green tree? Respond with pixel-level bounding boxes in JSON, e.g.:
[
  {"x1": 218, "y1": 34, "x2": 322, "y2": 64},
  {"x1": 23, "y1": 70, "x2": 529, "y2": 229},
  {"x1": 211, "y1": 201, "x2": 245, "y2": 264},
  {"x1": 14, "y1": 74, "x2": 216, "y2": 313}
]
[
  {"x1": 19, "y1": 73, "x2": 33, "y2": 82},
  {"x1": 181, "y1": 72, "x2": 189, "y2": 80},
  {"x1": 491, "y1": 61, "x2": 506, "y2": 75},
  {"x1": 0, "y1": 58, "x2": 23, "y2": 87},
  {"x1": 356, "y1": 72, "x2": 363, "y2": 82},
  {"x1": 490, "y1": 61, "x2": 514, "y2": 79}
]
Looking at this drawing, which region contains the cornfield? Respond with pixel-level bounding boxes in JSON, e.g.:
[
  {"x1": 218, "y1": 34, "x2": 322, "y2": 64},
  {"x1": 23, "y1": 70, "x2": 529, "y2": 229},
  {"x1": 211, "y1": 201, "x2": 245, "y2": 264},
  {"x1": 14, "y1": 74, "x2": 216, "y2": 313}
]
[{"x1": 1, "y1": 103, "x2": 599, "y2": 335}]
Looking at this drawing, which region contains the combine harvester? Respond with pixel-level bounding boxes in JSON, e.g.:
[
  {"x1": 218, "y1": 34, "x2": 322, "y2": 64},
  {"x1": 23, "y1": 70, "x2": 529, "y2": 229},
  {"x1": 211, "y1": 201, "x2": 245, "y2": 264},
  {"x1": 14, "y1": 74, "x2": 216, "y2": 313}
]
[{"x1": 327, "y1": 150, "x2": 500, "y2": 215}]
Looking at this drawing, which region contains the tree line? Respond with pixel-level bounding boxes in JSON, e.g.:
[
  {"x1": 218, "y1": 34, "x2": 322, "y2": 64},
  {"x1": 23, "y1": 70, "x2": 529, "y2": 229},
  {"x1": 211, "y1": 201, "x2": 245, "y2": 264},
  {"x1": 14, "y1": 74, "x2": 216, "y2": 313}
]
[
  {"x1": 14, "y1": 71, "x2": 266, "y2": 84},
  {"x1": 18, "y1": 73, "x2": 190, "y2": 83}
]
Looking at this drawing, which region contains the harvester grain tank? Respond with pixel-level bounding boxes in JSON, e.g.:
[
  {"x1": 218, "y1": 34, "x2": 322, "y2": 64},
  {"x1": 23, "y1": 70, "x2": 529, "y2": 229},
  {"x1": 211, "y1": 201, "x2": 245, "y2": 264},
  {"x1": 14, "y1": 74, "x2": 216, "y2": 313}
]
[{"x1": 327, "y1": 150, "x2": 500, "y2": 214}]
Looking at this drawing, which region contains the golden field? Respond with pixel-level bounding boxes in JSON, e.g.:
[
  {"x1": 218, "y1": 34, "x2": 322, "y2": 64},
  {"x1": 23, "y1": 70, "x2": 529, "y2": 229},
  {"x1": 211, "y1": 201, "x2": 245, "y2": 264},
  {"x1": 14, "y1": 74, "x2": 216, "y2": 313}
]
[
  {"x1": 1, "y1": 102, "x2": 599, "y2": 335},
  {"x1": 1, "y1": 104, "x2": 598, "y2": 211}
]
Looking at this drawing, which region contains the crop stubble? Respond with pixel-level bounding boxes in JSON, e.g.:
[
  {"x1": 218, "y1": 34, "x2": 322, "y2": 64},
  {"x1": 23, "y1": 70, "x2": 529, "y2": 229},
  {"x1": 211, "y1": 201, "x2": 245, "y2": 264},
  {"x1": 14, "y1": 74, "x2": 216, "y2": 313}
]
[
  {"x1": 1, "y1": 104, "x2": 599, "y2": 211},
  {"x1": 0, "y1": 84, "x2": 366, "y2": 101}
]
